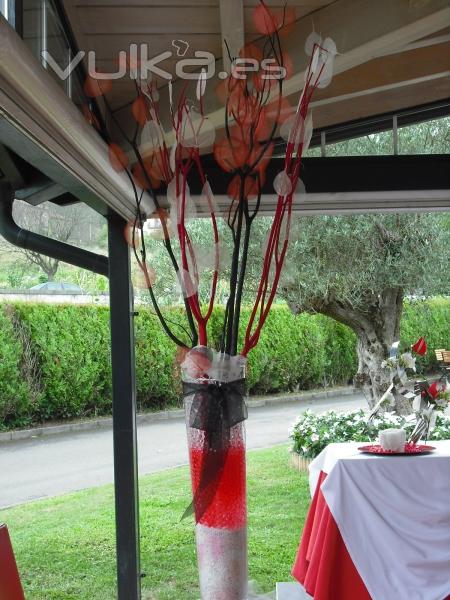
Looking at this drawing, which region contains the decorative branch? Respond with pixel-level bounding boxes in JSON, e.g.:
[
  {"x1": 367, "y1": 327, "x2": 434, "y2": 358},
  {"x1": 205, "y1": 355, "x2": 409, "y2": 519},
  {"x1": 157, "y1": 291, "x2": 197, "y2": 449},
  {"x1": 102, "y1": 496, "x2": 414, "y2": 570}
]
[{"x1": 83, "y1": 2, "x2": 337, "y2": 360}]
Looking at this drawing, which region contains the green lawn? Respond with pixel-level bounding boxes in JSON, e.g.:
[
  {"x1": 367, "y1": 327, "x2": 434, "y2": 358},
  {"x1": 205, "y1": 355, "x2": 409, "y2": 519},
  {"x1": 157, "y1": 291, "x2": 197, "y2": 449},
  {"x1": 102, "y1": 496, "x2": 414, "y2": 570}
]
[{"x1": 0, "y1": 445, "x2": 310, "y2": 600}]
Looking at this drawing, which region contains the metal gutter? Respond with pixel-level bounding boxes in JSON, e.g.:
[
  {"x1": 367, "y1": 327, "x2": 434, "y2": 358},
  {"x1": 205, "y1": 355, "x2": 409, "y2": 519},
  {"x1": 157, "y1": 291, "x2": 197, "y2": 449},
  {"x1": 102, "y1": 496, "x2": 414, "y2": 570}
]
[{"x1": 0, "y1": 184, "x2": 109, "y2": 277}]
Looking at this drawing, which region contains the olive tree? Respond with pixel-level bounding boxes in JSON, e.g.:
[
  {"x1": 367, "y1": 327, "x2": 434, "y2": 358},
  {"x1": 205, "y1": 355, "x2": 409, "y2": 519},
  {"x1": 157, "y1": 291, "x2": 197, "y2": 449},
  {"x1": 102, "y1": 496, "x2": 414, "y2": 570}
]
[
  {"x1": 279, "y1": 116, "x2": 450, "y2": 411},
  {"x1": 281, "y1": 213, "x2": 450, "y2": 410}
]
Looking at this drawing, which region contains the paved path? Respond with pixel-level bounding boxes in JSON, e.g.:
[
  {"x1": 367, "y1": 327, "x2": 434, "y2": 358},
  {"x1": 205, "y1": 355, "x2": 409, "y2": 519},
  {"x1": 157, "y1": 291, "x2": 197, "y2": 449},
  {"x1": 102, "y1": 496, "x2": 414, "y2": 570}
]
[{"x1": 0, "y1": 393, "x2": 365, "y2": 509}]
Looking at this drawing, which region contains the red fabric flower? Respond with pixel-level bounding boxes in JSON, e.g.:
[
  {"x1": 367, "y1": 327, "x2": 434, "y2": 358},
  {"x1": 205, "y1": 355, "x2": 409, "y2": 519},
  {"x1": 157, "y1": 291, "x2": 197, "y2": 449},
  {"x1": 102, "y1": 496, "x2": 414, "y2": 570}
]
[
  {"x1": 108, "y1": 143, "x2": 129, "y2": 173},
  {"x1": 428, "y1": 382, "x2": 439, "y2": 399},
  {"x1": 411, "y1": 337, "x2": 427, "y2": 356},
  {"x1": 84, "y1": 73, "x2": 112, "y2": 98}
]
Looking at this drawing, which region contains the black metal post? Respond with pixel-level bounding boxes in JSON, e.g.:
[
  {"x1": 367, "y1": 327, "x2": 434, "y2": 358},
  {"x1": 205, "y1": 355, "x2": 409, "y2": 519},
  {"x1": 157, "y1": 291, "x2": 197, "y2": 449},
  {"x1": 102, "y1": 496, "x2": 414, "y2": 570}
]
[{"x1": 108, "y1": 213, "x2": 141, "y2": 600}]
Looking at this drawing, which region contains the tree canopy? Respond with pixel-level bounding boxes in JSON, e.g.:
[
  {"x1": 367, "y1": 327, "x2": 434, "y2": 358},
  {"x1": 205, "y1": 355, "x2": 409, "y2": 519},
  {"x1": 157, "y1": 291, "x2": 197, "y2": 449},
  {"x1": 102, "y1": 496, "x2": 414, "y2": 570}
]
[{"x1": 281, "y1": 213, "x2": 450, "y2": 314}]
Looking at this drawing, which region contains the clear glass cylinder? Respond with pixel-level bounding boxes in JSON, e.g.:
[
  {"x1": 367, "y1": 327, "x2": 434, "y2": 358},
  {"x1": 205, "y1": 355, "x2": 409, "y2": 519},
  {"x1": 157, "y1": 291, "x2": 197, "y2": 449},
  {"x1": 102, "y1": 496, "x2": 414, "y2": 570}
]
[{"x1": 182, "y1": 351, "x2": 248, "y2": 600}]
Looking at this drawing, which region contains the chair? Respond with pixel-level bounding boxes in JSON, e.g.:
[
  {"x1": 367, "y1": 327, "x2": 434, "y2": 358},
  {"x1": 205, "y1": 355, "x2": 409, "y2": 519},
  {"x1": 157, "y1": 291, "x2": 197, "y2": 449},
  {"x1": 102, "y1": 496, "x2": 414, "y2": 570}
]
[
  {"x1": 435, "y1": 349, "x2": 445, "y2": 362},
  {"x1": 435, "y1": 349, "x2": 450, "y2": 382},
  {"x1": 0, "y1": 524, "x2": 25, "y2": 600}
]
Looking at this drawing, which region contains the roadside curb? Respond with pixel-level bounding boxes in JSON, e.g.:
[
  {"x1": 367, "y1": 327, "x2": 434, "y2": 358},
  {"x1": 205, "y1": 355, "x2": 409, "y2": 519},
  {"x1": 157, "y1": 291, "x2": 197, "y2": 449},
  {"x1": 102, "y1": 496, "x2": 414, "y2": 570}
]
[{"x1": 0, "y1": 386, "x2": 359, "y2": 443}]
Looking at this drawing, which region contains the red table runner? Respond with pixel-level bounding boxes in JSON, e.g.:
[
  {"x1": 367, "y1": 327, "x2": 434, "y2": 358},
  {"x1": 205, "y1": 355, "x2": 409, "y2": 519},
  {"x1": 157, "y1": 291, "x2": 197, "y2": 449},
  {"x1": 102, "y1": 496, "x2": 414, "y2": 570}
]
[
  {"x1": 0, "y1": 524, "x2": 25, "y2": 600},
  {"x1": 292, "y1": 471, "x2": 370, "y2": 599}
]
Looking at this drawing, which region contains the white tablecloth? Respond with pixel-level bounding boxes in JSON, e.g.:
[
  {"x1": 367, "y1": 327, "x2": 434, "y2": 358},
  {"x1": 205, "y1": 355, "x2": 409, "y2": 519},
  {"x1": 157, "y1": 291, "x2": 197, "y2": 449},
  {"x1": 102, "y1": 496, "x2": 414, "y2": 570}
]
[{"x1": 308, "y1": 441, "x2": 450, "y2": 600}]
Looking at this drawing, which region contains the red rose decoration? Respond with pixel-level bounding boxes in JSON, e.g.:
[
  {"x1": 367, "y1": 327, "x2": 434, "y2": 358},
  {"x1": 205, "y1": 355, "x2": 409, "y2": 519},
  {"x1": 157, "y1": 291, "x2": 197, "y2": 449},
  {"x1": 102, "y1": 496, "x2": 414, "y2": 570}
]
[
  {"x1": 411, "y1": 337, "x2": 427, "y2": 356},
  {"x1": 183, "y1": 347, "x2": 213, "y2": 379},
  {"x1": 428, "y1": 382, "x2": 439, "y2": 399}
]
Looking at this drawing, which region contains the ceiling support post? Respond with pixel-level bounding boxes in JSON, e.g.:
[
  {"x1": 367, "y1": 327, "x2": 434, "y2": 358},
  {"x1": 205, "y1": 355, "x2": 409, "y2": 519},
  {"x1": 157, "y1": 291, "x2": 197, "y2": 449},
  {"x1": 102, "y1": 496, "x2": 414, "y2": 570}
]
[
  {"x1": 0, "y1": 184, "x2": 141, "y2": 599},
  {"x1": 107, "y1": 213, "x2": 141, "y2": 600}
]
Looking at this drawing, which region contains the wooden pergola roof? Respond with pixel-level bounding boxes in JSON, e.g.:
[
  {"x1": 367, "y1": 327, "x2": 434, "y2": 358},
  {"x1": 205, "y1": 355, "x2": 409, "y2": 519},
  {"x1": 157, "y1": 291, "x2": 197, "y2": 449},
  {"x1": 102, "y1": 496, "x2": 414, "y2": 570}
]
[
  {"x1": 60, "y1": 0, "x2": 450, "y2": 129},
  {"x1": 1, "y1": 1, "x2": 449, "y2": 218},
  {"x1": 0, "y1": 0, "x2": 450, "y2": 219}
]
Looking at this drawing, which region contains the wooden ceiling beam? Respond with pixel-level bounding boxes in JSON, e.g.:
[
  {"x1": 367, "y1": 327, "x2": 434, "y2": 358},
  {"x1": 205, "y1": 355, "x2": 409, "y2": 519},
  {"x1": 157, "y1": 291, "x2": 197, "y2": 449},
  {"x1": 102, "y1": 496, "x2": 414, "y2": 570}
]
[
  {"x1": 313, "y1": 71, "x2": 450, "y2": 111},
  {"x1": 70, "y1": 0, "x2": 332, "y2": 6},
  {"x1": 78, "y1": 0, "x2": 450, "y2": 149},
  {"x1": 380, "y1": 32, "x2": 450, "y2": 56},
  {"x1": 312, "y1": 41, "x2": 450, "y2": 105},
  {"x1": 124, "y1": 0, "x2": 449, "y2": 137},
  {"x1": 204, "y1": 0, "x2": 450, "y2": 124},
  {"x1": 311, "y1": 77, "x2": 450, "y2": 130}
]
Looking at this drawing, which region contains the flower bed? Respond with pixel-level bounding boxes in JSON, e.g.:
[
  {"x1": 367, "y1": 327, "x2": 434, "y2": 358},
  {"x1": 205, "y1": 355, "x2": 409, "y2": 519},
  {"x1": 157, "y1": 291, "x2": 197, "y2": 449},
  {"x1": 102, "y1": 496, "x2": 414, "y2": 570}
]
[{"x1": 290, "y1": 409, "x2": 450, "y2": 460}]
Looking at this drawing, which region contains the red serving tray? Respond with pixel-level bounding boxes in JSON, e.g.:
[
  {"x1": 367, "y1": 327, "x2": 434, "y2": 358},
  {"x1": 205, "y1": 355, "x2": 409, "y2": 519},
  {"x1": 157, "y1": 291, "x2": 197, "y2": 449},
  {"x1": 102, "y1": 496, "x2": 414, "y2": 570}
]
[{"x1": 358, "y1": 443, "x2": 436, "y2": 456}]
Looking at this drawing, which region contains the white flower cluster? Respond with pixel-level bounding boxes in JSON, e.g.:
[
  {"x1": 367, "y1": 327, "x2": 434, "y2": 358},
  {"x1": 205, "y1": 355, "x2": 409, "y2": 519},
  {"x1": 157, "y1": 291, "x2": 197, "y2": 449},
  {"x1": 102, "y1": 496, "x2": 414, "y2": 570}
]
[{"x1": 290, "y1": 409, "x2": 450, "y2": 459}]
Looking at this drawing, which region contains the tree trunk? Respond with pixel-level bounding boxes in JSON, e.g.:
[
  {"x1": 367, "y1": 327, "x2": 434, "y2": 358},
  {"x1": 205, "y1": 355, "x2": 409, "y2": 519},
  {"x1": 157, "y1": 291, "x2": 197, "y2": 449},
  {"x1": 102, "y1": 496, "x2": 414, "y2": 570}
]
[
  {"x1": 355, "y1": 330, "x2": 393, "y2": 408},
  {"x1": 318, "y1": 288, "x2": 411, "y2": 415},
  {"x1": 23, "y1": 250, "x2": 60, "y2": 282},
  {"x1": 355, "y1": 327, "x2": 411, "y2": 415},
  {"x1": 43, "y1": 261, "x2": 59, "y2": 282}
]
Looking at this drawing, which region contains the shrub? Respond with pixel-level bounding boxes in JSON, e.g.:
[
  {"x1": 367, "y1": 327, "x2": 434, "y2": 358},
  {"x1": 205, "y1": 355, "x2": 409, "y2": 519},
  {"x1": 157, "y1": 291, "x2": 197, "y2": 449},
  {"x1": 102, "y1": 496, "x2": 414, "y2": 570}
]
[
  {"x1": 0, "y1": 306, "x2": 31, "y2": 428},
  {"x1": 315, "y1": 315, "x2": 357, "y2": 385},
  {"x1": 208, "y1": 306, "x2": 354, "y2": 394},
  {"x1": 135, "y1": 310, "x2": 180, "y2": 409},
  {"x1": 1, "y1": 298, "x2": 450, "y2": 429},
  {"x1": 290, "y1": 409, "x2": 450, "y2": 459},
  {"x1": 239, "y1": 307, "x2": 317, "y2": 393},
  {"x1": 12, "y1": 303, "x2": 112, "y2": 420},
  {"x1": 401, "y1": 298, "x2": 450, "y2": 373}
]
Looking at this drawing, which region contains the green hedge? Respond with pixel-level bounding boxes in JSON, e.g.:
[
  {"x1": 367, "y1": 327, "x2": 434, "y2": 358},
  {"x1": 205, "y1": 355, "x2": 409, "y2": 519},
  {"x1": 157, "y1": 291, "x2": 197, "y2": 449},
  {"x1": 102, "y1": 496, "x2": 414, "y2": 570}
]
[
  {"x1": 135, "y1": 309, "x2": 179, "y2": 408},
  {"x1": 12, "y1": 304, "x2": 112, "y2": 422},
  {"x1": 401, "y1": 298, "x2": 450, "y2": 373},
  {"x1": 0, "y1": 306, "x2": 30, "y2": 427},
  {"x1": 0, "y1": 299, "x2": 448, "y2": 429}
]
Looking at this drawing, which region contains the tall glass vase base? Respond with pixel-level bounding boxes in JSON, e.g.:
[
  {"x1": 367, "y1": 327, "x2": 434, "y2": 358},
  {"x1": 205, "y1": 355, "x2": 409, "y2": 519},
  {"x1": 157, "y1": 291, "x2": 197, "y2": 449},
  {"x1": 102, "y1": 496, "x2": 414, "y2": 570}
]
[
  {"x1": 196, "y1": 524, "x2": 248, "y2": 600},
  {"x1": 182, "y1": 349, "x2": 249, "y2": 600}
]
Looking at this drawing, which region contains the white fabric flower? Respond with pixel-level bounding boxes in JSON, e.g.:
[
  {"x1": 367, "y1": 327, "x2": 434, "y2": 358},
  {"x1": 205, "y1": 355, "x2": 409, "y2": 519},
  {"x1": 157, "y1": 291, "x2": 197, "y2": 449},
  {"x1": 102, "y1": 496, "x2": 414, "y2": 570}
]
[
  {"x1": 401, "y1": 352, "x2": 416, "y2": 371},
  {"x1": 397, "y1": 367, "x2": 408, "y2": 384}
]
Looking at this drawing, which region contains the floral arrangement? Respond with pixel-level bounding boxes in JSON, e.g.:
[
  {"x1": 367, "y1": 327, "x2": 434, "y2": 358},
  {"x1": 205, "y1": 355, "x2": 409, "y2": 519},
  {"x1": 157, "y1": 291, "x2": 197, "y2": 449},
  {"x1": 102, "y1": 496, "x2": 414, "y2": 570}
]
[
  {"x1": 409, "y1": 378, "x2": 450, "y2": 442},
  {"x1": 81, "y1": 2, "x2": 337, "y2": 597},
  {"x1": 290, "y1": 337, "x2": 450, "y2": 462},
  {"x1": 290, "y1": 409, "x2": 450, "y2": 459},
  {"x1": 411, "y1": 379, "x2": 450, "y2": 413},
  {"x1": 377, "y1": 337, "x2": 425, "y2": 406},
  {"x1": 381, "y1": 351, "x2": 417, "y2": 378},
  {"x1": 86, "y1": 13, "x2": 337, "y2": 361},
  {"x1": 367, "y1": 336, "x2": 449, "y2": 440}
]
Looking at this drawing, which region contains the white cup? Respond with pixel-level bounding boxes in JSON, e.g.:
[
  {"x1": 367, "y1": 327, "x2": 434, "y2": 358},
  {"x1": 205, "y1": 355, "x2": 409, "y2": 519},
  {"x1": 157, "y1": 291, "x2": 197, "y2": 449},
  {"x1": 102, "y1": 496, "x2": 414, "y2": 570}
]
[{"x1": 379, "y1": 428, "x2": 406, "y2": 452}]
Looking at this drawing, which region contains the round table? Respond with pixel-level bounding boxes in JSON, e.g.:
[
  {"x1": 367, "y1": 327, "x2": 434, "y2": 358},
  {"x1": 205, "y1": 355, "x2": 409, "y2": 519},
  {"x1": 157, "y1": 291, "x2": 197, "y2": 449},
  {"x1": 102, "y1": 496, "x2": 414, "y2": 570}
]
[{"x1": 292, "y1": 441, "x2": 450, "y2": 600}]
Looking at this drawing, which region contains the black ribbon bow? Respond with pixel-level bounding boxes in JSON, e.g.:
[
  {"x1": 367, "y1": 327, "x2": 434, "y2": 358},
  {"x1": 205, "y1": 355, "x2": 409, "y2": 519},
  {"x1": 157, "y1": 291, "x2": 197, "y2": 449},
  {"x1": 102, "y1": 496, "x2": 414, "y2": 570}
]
[{"x1": 182, "y1": 378, "x2": 247, "y2": 522}]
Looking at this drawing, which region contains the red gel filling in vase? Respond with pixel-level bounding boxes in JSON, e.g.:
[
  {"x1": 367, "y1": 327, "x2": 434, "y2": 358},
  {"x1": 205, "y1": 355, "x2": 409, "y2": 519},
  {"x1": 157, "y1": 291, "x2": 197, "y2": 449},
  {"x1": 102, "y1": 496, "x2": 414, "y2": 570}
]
[{"x1": 189, "y1": 443, "x2": 246, "y2": 529}]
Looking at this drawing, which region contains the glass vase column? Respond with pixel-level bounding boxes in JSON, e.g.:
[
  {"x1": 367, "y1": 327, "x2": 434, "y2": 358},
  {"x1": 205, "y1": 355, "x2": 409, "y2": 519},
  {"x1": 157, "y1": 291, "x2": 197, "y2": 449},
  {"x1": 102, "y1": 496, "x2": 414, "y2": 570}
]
[{"x1": 182, "y1": 352, "x2": 248, "y2": 600}]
